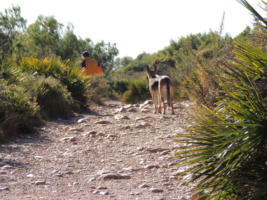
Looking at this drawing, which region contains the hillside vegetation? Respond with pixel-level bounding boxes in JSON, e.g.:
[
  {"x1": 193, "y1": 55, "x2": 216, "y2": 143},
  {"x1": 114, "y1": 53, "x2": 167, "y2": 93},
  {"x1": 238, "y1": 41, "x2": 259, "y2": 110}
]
[{"x1": 0, "y1": 0, "x2": 266, "y2": 199}]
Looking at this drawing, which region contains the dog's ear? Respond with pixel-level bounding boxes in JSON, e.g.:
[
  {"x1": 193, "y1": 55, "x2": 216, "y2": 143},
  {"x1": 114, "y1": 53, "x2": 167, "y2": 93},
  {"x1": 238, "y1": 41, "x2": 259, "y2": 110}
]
[
  {"x1": 153, "y1": 65, "x2": 157, "y2": 73},
  {"x1": 146, "y1": 65, "x2": 150, "y2": 73}
]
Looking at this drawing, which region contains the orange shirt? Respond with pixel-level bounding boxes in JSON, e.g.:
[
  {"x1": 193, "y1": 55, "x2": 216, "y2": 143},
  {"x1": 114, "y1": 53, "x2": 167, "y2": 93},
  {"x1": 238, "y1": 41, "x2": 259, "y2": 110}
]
[{"x1": 81, "y1": 57, "x2": 103, "y2": 75}]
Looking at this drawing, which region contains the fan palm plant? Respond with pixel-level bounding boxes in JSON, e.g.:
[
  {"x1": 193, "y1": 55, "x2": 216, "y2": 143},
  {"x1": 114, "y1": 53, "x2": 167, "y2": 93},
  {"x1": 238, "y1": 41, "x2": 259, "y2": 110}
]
[{"x1": 174, "y1": 1, "x2": 267, "y2": 199}]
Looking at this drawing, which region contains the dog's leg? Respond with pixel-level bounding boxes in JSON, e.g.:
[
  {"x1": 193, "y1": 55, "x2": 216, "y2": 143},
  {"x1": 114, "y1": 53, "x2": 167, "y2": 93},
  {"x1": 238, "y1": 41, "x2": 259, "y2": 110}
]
[
  {"x1": 158, "y1": 95, "x2": 162, "y2": 114},
  {"x1": 152, "y1": 94, "x2": 158, "y2": 114},
  {"x1": 159, "y1": 84, "x2": 167, "y2": 114},
  {"x1": 170, "y1": 86, "x2": 175, "y2": 114},
  {"x1": 161, "y1": 96, "x2": 166, "y2": 114}
]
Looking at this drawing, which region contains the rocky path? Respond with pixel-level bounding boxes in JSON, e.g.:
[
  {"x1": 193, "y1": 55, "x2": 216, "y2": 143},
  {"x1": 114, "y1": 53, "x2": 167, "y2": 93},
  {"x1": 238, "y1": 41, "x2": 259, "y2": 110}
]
[{"x1": 0, "y1": 100, "x2": 194, "y2": 200}]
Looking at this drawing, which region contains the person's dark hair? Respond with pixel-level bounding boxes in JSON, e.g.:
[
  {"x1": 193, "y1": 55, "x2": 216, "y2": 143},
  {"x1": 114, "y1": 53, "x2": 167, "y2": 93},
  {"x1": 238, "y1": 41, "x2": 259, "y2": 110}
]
[{"x1": 82, "y1": 51, "x2": 90, "y2": 57}]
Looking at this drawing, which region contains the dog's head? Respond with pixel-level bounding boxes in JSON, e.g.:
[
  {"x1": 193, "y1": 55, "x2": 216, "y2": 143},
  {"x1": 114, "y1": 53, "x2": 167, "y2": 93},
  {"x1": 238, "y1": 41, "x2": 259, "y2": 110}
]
[{"x1": 146, "y1": 65, "x2": 158, "y2": 79}]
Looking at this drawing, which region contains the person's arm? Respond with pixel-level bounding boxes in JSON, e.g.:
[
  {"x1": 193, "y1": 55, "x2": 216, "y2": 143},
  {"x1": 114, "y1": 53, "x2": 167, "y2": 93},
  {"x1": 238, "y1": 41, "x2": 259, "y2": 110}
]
[{"x1": 81, "y1": 60, "x2": 86, "y2": 68}]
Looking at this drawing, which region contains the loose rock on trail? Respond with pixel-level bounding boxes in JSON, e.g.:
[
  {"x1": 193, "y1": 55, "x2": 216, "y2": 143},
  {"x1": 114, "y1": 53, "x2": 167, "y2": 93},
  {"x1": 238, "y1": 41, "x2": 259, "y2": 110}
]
[{"x1": 0, "y1": 100, "x2": 195, "y2": 200}]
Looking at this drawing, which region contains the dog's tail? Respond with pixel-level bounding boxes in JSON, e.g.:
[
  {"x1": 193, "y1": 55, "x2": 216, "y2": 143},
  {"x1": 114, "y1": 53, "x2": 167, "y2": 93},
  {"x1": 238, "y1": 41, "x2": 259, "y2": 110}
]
[
  {"x1": 166, "y1": 80, "x2": 171, "y2": 107},
  {"x1": 161, "y1": 77, "x2": 171, "y2": 106}
]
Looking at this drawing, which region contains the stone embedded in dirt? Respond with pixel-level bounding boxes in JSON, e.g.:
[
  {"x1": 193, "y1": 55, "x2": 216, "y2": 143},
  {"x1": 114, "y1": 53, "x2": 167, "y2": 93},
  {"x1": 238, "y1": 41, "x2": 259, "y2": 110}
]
[
  {"x1": 160, "y1": 151, "x2": 170, "y2": 155},
  {"x1": 162, "y1": 182, "x2": 171, "y2": 186},
  {"x1": 137, "y1": 147, "x2": 145, "y2": 151},
  {"x1": 115, "y1": 107, "x2": 127, "y2": 113},
  {"x1": 146, "y1": 148, "x2": 169, "y2": 153},
  {"x1": 94, "y1": 120, "x2": 111, "y2": 125},
  {"x1": 127, "y1": 107, "x2": 138, "y2": 112},
  {"x1": 77, "y1": 118, "x2": 87, "y2": 123},
  {"x1": 160, "y1": 115, "x2": 172, "y2": 120},
  {"x1": 114, "y1": 114, "x2": 129, "y2": 120},
  {"x1": 87, "y1": 177, "x2": 96, "y2": 184},
  {"x1": 60, "y1": 136, "x2": 77, "y2": 143},
  {"x1": 140, "y1": 108, "x2": 150, "y2": 113},
  {"x1": 69, "y1": 127, "x2": 83, "y2": 132},
  {"x1": 139, "y1": 100, "x2": 153, "y2": 111},
  {"x1": 26, "y1": 174, "x2": 34, "y2": 178},
  {"x1": 96, "y1": 186, "x2": 107, "y2": 190},
  {"x1": 73, "y1": 182, "x2": 79, "y2": 186},
  {"x1": 130, "y1": 191, "x2": 142, "y2": 195},
  {"x1": 135, "y1": 116, "x2": 152, "y2": 121},
  {"x1": 84, "y1": 131, "x2": 97, "y2": 137},
  {"x1": 0, "y1": 186, "x2": 9, "y2": 191},
  {"x1": 135, "y1": 122, "x2": 152, "y2": 128},
  {"x1": 97, "y1": 169, "x2": 110, "y2": 175},
  {"x1": 64, "y1": 171, "x2": 74, "y2": 175},
  {"x1": 150, "y1": 188, "x2": 164, "y2": 193},
  {"x1": 99, "y1": 191, "x2": 109, "y2": 195},
  {"x1": 139, "y1": 183, "x2": 150, "y2": 188},
  {"x1": 124, "y1": 104, "x2": 133, "y2": 109},
  {"x1": 35, "y1": 180, "x2": 46, "y2": 185},
  {"x1": 2, "y1": 165, "x2": 13, "y2": 170},
  {"x1": 121, "y1": 125, "x2": 131, "y2": 129},
  {"x1": 92, "y1": 190, "x2": 99, "y2": 194},
  {"x1": 144, "y1": 164, "x2": 160, "y2": 169},
  {"x1": 143, "y1": 100, "x2": 153, "y2": 105},
  {"x1": 34, "y1": 156, "x2": 43, "y2": 160},
  {"x1": 102, "y1": 173, "x2": 131, "y2": 180},
  {"x1": 122, "y1": 167, "x2": 136, "y2": 172},
  {"x1": 96, "y1": 132, "x2": 105, "y2": 137},
  {"x1": 106, "y1": 134, "x2": 118, "y2": 138},
  {"x1": 53, "y1": 172, "x2": 63, "y2": 177}
]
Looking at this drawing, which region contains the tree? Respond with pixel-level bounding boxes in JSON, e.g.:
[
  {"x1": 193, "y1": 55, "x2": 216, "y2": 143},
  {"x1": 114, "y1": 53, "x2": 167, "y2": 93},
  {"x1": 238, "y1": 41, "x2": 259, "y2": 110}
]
[
  {"x1": 0, "y1": 6, "x2": 26, "y2": 61},
  {"x1": 90, "y1": 41, "x2": 119, "y2": 75},
  {"x1": 57, "y1": 24, "x2": 81, "y2": 60},
  {"x1": 23, "y1": 16, "x2": 63, "y2": 58}
]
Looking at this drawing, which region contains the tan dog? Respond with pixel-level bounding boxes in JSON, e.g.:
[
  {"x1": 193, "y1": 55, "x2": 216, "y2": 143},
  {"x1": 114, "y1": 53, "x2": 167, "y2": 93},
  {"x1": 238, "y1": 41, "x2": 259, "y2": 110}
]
[{"x1": 146, "y1": 65, "x2": 174, "y2": 114}]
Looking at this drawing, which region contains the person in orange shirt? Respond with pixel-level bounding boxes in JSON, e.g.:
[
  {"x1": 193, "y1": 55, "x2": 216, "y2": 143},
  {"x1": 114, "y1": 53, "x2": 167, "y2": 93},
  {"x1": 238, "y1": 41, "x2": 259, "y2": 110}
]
[{"x1": 80, "y1": 51, "x2": 103, "y2": 75}]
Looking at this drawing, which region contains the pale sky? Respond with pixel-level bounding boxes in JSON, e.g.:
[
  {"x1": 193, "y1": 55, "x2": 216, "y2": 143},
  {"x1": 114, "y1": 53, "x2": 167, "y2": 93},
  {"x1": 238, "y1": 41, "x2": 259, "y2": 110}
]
[{"x1": 1, "y1": 0, "x2": 261, "y2": 58}]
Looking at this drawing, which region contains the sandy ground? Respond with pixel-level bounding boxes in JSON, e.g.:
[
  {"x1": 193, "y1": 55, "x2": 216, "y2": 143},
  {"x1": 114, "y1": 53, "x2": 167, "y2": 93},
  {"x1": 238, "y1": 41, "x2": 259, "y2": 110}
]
[{"x1": 0, "y1": 100, "x2": 195, "y2": 200}]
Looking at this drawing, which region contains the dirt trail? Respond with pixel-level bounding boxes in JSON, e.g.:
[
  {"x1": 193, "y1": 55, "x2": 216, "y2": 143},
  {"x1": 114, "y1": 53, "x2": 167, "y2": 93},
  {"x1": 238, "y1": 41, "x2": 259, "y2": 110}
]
[{"x1": 0, "y1": 100, "x2": 194, "y2": 200}]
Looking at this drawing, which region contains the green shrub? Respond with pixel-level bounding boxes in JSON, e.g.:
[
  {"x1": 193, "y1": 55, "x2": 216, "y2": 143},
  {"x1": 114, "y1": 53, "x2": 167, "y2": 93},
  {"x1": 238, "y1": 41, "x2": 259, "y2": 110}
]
[
  {"x1": 19, "y1": 56, "x2": 67, "y2": 77},
  {"x1": 18, "y1": 56, "x2": 90, "y2": 107},
  {"x1": 122, "y1": 78, "x2": 150, "y2": 104},
  {"x1": 0, "y1": 78, "x2": 41, "y2": 140},
  {"x1": 61, "y1": 65, "x2": 90, "y2": 108},
  {"x1": 109, "y1": 79, "x2": 130, "y2": 95},
  {"x1": 33, "y1": 76, "x2": 74, "y2": 119},
  {"x1": 0, "y1": 58, "x2": 82, "y2": 141},
  {"x1": 87, "y1": 75, "x2": 109, "y2": 104}
]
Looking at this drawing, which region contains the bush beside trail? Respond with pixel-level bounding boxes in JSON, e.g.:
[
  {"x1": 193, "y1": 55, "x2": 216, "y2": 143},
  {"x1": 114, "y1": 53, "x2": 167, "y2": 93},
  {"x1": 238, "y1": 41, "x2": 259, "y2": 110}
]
[{"x1": 0, "y1": 56, "x2": 107, "y2": 141}]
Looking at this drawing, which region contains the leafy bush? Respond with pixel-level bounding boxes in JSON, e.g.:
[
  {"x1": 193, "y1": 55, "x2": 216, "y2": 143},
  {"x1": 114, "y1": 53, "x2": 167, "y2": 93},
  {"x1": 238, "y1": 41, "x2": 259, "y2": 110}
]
[
  {"x1": 34, "y1": 76, "x2": 74, "y2": 119},
  {"x1": 19, "y1": 57, "x2": 67, "y2": 77},
  {"x1": 182, "y1": 58, "x2": 222, "y2": 106},
  {"x1": 19, "y1": 56, "x2": 90, "y2": 107},
  {"x1": 61, "y1": 64, "x2": 90, "y2": 108},
  {"x1": 0, "y1": 71, "x2": 41, "y2": 140},
  {"x1": 87, "y1": 75, "x2": 109, "y2": 104},
  {"x1": 122, "y1": 77, "x2": 150, "y2": 104},
  {"x1": 108, "y1": 79, "x2": 130, "y2": 96},
  {"x1": 0, "y1": 56, "x2": 90, "y2": 141}
]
